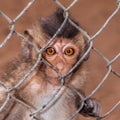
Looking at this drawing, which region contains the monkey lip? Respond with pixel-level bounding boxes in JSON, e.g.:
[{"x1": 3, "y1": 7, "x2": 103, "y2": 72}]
[
  {"x1": 46, "y1": 70, "x2": 72, "y2": 82},
  {"x1": 46, "y1": 73, "x2": 61, "y2": 80},
  {"x1": 45, "y1": 70, "x2": 65, "y2": 81}
]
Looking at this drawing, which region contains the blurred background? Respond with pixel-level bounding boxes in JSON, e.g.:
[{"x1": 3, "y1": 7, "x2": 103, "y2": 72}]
[{"x1": 0, "y1": 0, "x2": 120, "y2": 119}]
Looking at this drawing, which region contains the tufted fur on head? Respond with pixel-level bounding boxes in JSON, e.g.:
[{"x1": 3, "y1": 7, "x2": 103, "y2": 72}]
[{"x1": 39, "y1": 8, "x2": 80, "y2": 38}]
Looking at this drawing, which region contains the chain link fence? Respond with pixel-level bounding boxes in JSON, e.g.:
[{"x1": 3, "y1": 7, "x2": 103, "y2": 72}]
[{"x1": 0, "y1": 0, "x2": 120, "y2": 120}]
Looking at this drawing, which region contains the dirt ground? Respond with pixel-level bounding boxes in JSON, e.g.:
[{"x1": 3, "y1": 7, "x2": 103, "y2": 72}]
[{"x1": 0, "y1": 0, "x2": 120, "y2": 120}]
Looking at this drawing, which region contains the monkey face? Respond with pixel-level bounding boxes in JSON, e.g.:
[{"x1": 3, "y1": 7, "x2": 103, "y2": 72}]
[{"x1": 43, "y1": 38, "x2": 80, "y2": 79}]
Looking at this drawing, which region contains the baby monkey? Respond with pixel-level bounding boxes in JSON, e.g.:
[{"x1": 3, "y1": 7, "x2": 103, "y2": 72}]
[{"x1": 0, "y1": 8, "x2": 101, "y2": 120}]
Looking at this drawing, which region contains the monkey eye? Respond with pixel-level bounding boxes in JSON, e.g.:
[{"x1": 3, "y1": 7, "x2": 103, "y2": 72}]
[
  {"x1": 64, "y1": 47, "x2": 75, "y2": 56},
  {"x1": 46, "y1": 47, "x2": 56, "y2": 55}
]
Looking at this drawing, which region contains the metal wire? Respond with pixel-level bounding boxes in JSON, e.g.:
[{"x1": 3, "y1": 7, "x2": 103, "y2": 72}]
[{"x1": 0, "y1": 0, "x2": 120, "y2": 120}]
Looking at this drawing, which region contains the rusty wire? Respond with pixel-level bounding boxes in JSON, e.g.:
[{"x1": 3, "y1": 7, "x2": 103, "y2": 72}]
[{"x1": 0, "y1": 0, "x2": 120, "y2": 120}]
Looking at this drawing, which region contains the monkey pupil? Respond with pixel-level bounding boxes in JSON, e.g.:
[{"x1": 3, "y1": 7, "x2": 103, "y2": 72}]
[
  {"x1": 46, "y1": 47, "x2": 55, "y2": 55},
  {"x1": 49, "y1": 48, "x2": 53, "y2": 53},
  {"x1": 67, "y1": 49, "x2": 71, "y2": 53},
  {"x1": 65, "y1": 48, "x2": 74, "y2": 56}
]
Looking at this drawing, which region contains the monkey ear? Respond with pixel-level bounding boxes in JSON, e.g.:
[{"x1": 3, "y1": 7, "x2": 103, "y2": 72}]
[
  {"x1": 76, "y1": 34, "x2": 90, "y2": 61},
  {"x1": 84, "y1": 54, "x2": 90, "y2": 61},
  {"x1": 24, "y1": 29, "x2": 34, "y2": 41},
  {"x1": 21, "y1": 29, "x2": 36, "y2": 60},
  {"x1": 84, "y1": 42, "x2": 90, "y2": 61},
  {"x1": 83, "y1": 36, "x2": 90, "y2": 61}
]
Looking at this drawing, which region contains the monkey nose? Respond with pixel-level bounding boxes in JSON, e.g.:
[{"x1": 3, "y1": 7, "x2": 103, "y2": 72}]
[{"x1": 56, "y1": 62, "x2": 64, "y2": 71}]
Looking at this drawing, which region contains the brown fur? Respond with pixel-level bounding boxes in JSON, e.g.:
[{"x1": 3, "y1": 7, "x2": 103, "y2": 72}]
[{"x1": 0, "y1": 8, "x2": 100, "y2": 120}]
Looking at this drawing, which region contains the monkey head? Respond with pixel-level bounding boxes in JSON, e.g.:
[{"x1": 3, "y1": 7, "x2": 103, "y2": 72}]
[{"x1": 23, "y1": 8, "x2": 89, "y2": 83}]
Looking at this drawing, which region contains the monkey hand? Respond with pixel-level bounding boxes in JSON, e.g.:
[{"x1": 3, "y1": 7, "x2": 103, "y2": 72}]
[{"x1": 79, "y1": 98, "x2": 101, "y2": 118}]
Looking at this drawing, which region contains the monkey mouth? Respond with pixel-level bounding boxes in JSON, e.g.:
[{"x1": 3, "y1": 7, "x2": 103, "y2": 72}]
[
  {"x1": 45, "y1": 71, "x2": 72, "y2": 86},
  {"x1": 45, "y1": 71, "x2": 65, "y2": 85},
  {"x1": 46, "y1": 75, "x2": 61, "y2": 85}
]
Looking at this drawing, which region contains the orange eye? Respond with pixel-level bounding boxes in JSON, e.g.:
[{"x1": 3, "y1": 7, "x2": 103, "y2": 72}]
[
  {"x1": 46, "y1": 47, "x2": 56, "y2": 55},
  {"x1": 64, "y1": 47, "x2": 74, "y2": 56}
]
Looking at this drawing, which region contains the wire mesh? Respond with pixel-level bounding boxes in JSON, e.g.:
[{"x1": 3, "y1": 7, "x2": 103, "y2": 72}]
[{"x1": 0, "y1": 0, "x2": 120, "y2": 120}]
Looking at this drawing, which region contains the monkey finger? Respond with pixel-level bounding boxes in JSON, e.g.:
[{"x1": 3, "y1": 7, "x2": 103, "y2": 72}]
[
  {"x1": 79, "y1": 98, "x2": 101, "y2": 118},
  {"x1": 84, "y1": 98, "x2": 101, "y2": 117}
]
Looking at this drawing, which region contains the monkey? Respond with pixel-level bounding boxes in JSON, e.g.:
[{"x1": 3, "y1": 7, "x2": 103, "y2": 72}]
[{"x1": 0, "y1": 8, "x2": 101, "y2": 120}]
